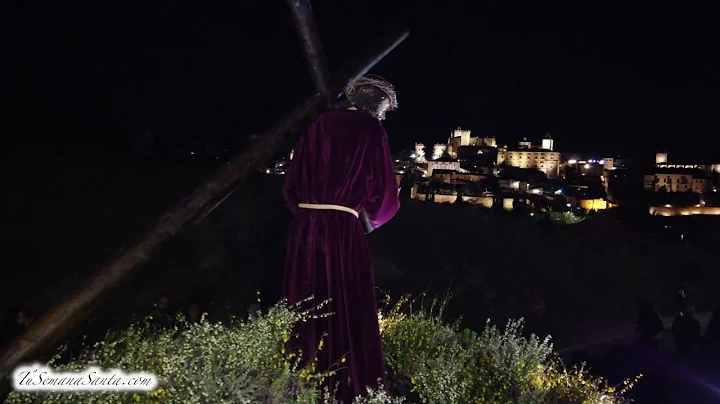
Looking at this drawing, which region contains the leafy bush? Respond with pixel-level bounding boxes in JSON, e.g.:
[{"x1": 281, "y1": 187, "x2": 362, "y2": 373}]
[
  {"x1": 6, "y1": 298, "x2": 397, "y2": 404},
  {"x1": 548, "y1": 211, "x2": 585, "y2": 225},
  {"x1": 380, "y1": 295, "x2": 640, "y2": 404},
  {"x1": 7, "y1": 296, "x2": 638, "y2": 404}
]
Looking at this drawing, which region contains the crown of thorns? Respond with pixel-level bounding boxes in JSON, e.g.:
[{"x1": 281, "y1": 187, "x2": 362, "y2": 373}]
[{"x1": 344, "y1": 75, "x2": 398, "y2": 110}]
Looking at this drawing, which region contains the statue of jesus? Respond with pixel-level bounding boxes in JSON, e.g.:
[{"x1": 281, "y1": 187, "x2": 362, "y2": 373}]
[{"x1": 282, "y1": 75, "x2": 401, "y2": 402}]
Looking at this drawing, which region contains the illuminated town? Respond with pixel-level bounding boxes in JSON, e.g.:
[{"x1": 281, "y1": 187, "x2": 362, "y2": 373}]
[
  {"x1": 403, "y1": 128, "x2": 719, "y2": 216},
  {"x1": 267, "y1": 126, "x2": 720, "y2": 217}
]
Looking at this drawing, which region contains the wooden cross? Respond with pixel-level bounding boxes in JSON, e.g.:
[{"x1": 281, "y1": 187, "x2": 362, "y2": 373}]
[{"x1": 0, "y1": 4, "x2": 408, "y2": 394}]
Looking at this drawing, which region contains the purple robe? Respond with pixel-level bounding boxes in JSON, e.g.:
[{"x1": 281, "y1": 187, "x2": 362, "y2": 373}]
[{"x1": 282, "y1": 109, "x2": 400, "y2": 401}]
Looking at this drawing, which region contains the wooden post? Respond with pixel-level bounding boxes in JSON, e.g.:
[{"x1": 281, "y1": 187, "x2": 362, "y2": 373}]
[{"x1": 0, "y1": 25, "x2": 409, "y2": 393}]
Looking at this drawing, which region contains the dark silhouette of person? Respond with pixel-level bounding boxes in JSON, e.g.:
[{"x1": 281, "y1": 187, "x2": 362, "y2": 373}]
[
  {"x1": 186, "y1": 303, "x2": 201, "y2": 323},
  {"x1": 705, "y1": 307, "x2": 720, "y2": 343},
  {"x1": 675, "y1": 282, "x2": 690, "y2": 313},
  {"x1": 636, "y1": 299, "x2": 665, "y2": 348},
  {"x1": 174, "y1": 302, "x2": 202, "y2": 335},
  {"x1": 151, "y1": 295, "x2": 173, "y2": 331},
  {"x1": 671, "y1": 306, "x2": 701, "y2": 359},
  {"x1": 15, "y1": 310, "x2": 33, "y2": 327},
  {"x1": 0, "y1": 308, "x2": 32, "y2": 347},
  {"x1": 704, "y1": 307, "x2": 720, "y2": 361},
  {"x1": 399, "y1": 172, "x2": 413, "y2": 202}
]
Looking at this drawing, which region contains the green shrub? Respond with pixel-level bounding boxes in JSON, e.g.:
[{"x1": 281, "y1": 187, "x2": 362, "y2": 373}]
[
  {"x1": 380, "y1": 294, "x2": 640, "y2": 404},
  {"x1": 548, "y1": 211, "x2": 585, "y2": 225},
  {"x1": 7, "y1": 295, "x2": 638, "y2": 404},
  {"x1": 6, "y1": 297, "x2": 394, "y2": 404}
]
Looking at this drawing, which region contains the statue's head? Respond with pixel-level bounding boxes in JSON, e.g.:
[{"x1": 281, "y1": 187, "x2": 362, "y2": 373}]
[{"x1": 344, "y1": 75, "x2": 398, "y2": 120}]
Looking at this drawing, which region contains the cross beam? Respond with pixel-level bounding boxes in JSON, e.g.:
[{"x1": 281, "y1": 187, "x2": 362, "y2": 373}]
[
  {"x1": 285, "y1": 0, "x2": 333, "y2": 105},
  {"x1": 0, "y1": 25, "x2": 408, "y2": 394}
]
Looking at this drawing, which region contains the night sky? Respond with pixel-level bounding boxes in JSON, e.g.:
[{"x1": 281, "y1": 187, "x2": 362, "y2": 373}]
[{"x1": 6, "y1": 2, "x2": 720, "y2": 162}]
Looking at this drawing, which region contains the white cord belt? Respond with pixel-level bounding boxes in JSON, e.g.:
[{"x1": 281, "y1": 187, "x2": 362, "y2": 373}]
[{"x1": 297, "y1": 203, "x2": 359, "y2": 218}]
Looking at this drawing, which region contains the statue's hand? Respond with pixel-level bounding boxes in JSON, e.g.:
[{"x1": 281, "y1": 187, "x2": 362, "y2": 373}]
[{"x1": 359, "y1": 211, "x2": 375, "y2": 234}]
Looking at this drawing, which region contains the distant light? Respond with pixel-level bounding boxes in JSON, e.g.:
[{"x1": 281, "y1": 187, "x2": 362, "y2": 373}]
[
  {"x1": 568, "y1": 159, "x2": 577, "y2": 164},
  {"x1": 599, "y1": 160, "x2": 605, "y2": 165},
  {"x1": 410, "y1": 153, "x2": 416, "y2": 158},
  {"x1": 566, "y1": 203, "x2": 571, "y2": 207},
  {"x1": 190, "y1": 152, "x2": 195, "y2": 155},
  {"x1": 584, "y1": 164, "x2": 590, "y2": 169},
  {"x1": 265, "y1": 169, "x2": 271, "y2": 174}
]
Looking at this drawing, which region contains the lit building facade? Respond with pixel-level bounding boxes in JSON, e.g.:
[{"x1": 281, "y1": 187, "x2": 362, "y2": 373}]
[
  {"x1": 643, "y1": 170, "x2": 709, "y2": 193},
  {"x1": 649, "y1": 205, "x2": 720, "y2": 216},
  {"x1": 644, "y1": 153, "x2": 714, "y2": 193},
  {"x1": 446, "y1": 127, "x2": 497, "y2": 158},
  {"x1": 427, "y1": 159, "x2": 461, "y2": 176},
  {"x1": 497, "y1": 145, "x2": 561, "y2": 179},
  {"x1": 656, "y1": 162, "x2": 720, "y2": 173},
  {"x1": 653, "y1": 152, "x2": 719, "y2": 174}
]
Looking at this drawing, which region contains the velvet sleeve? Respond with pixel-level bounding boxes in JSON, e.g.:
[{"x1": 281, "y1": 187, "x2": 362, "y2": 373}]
[{"x1": 364, "y1": 122, "x2": 400, "y2": 229}]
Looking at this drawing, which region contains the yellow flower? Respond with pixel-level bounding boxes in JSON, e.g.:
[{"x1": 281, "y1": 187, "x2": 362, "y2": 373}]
[{"x1": 148, "y1": 388, "x2": 166, "y2": 398}]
